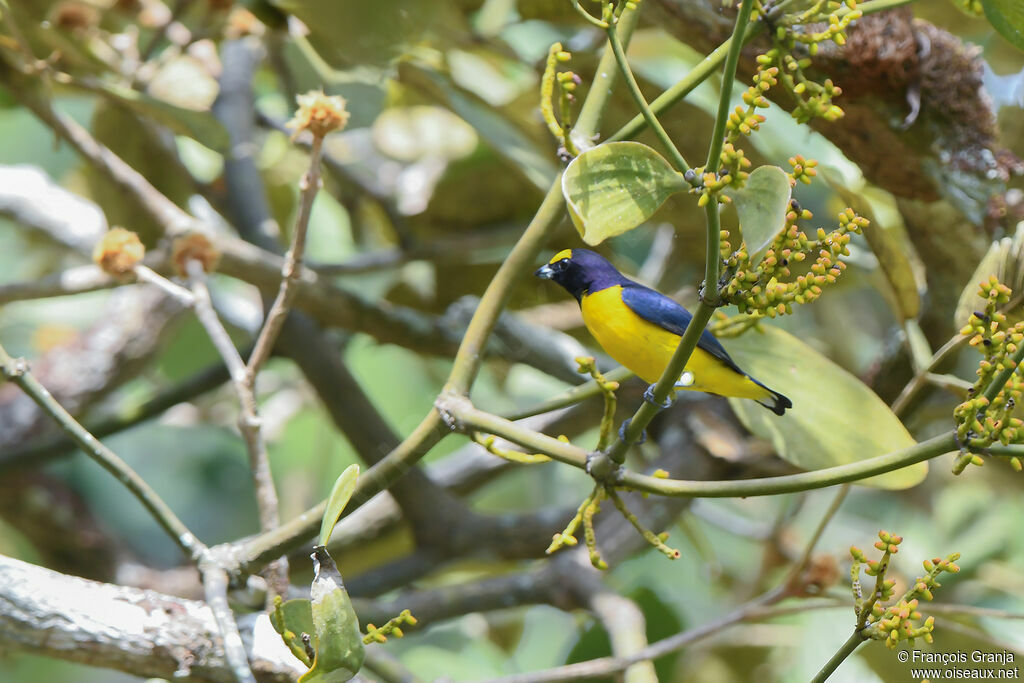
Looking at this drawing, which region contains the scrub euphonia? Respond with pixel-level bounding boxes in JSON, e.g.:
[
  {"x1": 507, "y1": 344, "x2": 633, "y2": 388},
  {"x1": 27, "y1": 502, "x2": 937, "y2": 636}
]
[{"x1": 535, "y1": 248, "x2": 791, "y2": 415}]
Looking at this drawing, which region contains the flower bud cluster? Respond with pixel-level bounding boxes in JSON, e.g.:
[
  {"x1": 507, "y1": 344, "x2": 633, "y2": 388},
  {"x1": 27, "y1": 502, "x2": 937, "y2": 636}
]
[
  {"x1": 363, "y1": 609, "x2": 417, "y2": 644},
  {"x1": 692, "y1": 67, "x2": 778, "y2": 205},
  {"x1": 953, "y1": 277, "x2": 1024, "y2": 473},
  {"x1": 754, "y1": 0, "x2": 858, "y2": 123},
  {"x1": 540, "y1": 42, "x2": 580, "y2": 155},
  {"x1": 850, "y1": 531, "x2": 960, "y2": 650},
  {"x1": 718, "y1": 166, "x2": 865, "y2": 322}
]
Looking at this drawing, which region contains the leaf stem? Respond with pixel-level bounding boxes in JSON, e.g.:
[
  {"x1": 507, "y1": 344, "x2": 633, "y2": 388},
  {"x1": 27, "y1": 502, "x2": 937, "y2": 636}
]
[{"x1": 445, "y1": 7, "x2": 641, "y2": 395}]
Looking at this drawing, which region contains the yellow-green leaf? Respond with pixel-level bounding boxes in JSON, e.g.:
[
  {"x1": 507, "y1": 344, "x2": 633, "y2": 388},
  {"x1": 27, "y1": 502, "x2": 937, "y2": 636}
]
[
  {"x1": 723, "y1": 165, "x2": 791, "y2": 266},
  {"x1": 982, "y1": 0, "x2": 1024, "y2": 51},
  {"x1": 721, "y1": 324, "x2": 928, "y2": 489},
  {"x1": 561, "y1": 141, "x2": 686, "y2": 246},
  {"x1": 319, "y1": 464, "x2": 360, "y2": 547},
  {"x1": 301, "y1": 547, "x2": 365, "y2": 682}
]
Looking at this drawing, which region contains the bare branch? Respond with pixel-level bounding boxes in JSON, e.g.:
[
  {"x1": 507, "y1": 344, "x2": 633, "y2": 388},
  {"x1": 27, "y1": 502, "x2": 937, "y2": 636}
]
[
  {"x1": 185, "y1": 260, "x2": 287, "y2": 596},
  {"x1": 0, "y1": 555, "x2": 298, "y2": 683},
  {"x1": 244, "y1": 133, "x2": 325, "y2": 375},
  {"x1": 0, "y1": 264, "x2": 115, "y2": 304},
  {"x1": 0, "y1": 342, "x2": 205, "y2": 561}
]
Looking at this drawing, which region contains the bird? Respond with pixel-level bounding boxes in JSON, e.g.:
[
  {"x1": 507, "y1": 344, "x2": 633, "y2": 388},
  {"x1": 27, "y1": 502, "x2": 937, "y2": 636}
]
[{"x1": 535, "y1": 248, "x2": 791, "y2": 416}]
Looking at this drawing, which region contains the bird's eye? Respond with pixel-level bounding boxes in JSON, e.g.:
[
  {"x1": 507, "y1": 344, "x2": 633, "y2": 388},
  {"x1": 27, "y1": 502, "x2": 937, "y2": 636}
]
[{"x1": 559, "y1": 258, "x2": 570, "y2": 266}]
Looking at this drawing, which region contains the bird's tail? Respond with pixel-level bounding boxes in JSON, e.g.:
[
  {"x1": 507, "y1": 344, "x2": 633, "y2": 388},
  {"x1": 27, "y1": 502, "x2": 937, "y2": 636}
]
[{"x1": 750, "y1": 379, "x2": 792, "y2": 416}]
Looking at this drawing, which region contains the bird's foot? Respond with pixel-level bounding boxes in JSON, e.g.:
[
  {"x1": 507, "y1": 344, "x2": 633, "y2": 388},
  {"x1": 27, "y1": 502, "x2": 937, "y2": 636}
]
[
  {"x1": 618, "y1": 418, "x2": 646, "y2": 445},
  {"x1": 643, "y1": 384, "x2": 674, "y2": 409}
]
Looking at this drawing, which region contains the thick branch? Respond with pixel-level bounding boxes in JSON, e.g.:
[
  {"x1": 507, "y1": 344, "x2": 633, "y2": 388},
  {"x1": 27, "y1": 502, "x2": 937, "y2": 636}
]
[{"x1": 0, "y1": 555, "x2": 298, "y2": 683}]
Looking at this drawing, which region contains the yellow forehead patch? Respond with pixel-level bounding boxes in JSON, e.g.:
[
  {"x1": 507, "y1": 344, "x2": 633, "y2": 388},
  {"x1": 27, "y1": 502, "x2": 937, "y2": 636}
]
[{"x1": 549, "y1": 249, "x2": 573, "y2": 264}]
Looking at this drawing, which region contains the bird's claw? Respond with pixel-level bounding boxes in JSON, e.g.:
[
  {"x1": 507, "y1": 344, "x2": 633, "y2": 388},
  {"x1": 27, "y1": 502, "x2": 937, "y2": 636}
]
[
  {"x1": 618, "y1": 418, "x2": 646, "y2": 445},
  {"x1": 643, "y1": 384, "x2": 674, "y2": 409}
]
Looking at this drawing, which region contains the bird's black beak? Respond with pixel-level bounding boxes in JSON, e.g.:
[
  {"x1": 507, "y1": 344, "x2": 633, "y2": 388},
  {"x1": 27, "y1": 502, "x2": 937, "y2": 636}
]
[{"x1": 535, "y1": 264, "x2": 555, "y2": 280}]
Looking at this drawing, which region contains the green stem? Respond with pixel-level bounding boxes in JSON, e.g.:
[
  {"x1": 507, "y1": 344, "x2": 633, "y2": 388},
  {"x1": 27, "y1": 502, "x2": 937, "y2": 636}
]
[
  {"x1": 238, "y1": 410, "x2": 446, "y2": 572},
  {"x1": 609, "y1": 22, "x2": 764, "y2": 143},
  {"x1": 0, "y1": 344, "x2": 207, "y2": 561},
  {"x1": 501, "y1": 367, "x2": 633, "y2": 422},
  {"x1": 571, "y1": 6, "x2": 641, "y2": 149},
  {"x1": 810, "y1": 631, "x2": 866, "y2": 683},
  {"x1": 606, "y1": 21, "x2": 690, "y2": 172},
  {"x1": 444, "y1": 397, "x2": 957, "y2": 497},
  {"x1": 705, "y1": 0, "x2": 756, "y2": 171},
  {"x1": 600, "y1": 0, "x2": 755, "y2": 469},
  {"x1": 982, "y1": 336, "x2": 1024, "y2": 406},
  {"x1": 622, "y1": 433, "x2": 953, "y2": 497},
  {"x1": 0, "y1": 361, "x2": 230, "y2": 472},
  {"x1": 445, "y1": 7, "x2": 640, "y2": 396}
]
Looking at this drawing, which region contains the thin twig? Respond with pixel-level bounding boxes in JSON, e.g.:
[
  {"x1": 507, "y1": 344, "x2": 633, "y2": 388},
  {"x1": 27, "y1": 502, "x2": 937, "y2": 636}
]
[
  {"x1": 0, "y1": 265, "x2": 115, "y2": 304},
  {"x1": 0, "y1": 343, "x2": 206, "y2": 561},
  {"x1": 199, "y1": 561, "x2": 257, "y2": 683},
  {"x1": 134, "y1": 265, "x2": 195, "y2": 306},
  {"x1": 0, "y1": 361, "x2": 232, "y2": 471},
  {"x1": 186, "y1": 261, "x2": 248, "y2": 383},
  {"x1": 784, "y1": 484, "x2": 851, "y2": 590},
  {"x1": 185, "y1": 259, "x2": 287, "y2": 595},
  {"x1": 485, "y1": 586, "x2": 787, "y2": 683},
  {"x1": 606, "y1": 20, "x2": 690, "y2": 173},
  {"x1": 245, "y1": 134, "x2": 325, "y2": 376}
]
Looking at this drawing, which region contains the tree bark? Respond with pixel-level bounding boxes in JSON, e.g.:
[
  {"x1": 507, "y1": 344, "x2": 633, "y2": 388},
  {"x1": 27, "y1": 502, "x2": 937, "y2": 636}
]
[{"x1": 0, "y1": 555, "x2": 299, "y2": 682}]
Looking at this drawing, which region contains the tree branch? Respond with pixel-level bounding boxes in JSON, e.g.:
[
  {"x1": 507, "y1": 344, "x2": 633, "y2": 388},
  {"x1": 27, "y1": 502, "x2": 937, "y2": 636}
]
[
  {"x1": 0, "y1": 342, "x2": 206, "y2": 561},
  {"x1": 0, "y1": 555, "x2": 298, "y2": 683}
]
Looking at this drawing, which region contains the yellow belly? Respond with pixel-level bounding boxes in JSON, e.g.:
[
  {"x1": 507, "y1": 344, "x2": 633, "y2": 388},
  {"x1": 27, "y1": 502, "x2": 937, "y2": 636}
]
[{"x1": 579, "y1": 286, "x2": 767, "y2": 400}]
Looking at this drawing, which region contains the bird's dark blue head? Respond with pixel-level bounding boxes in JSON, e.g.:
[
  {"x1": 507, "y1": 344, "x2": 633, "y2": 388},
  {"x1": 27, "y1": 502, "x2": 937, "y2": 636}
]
[{"x1": 534, "y1": 248, "x2": 627, "y2": 301}]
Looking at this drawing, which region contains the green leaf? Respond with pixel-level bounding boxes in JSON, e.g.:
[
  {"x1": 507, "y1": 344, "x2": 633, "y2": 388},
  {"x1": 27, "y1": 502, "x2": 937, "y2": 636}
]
[
  {"x1": 722, "y1": 165, "x2": 791, "y2": 267},
  {"x1": 271, "y1": 598, "x2": 315, "y2": 638},
  {"x1": 955, "y1": 223, "x2": 1024, "y2": 329},
  {"x1": 983, "y1": 0, "x2": 1024, "y2": 51},
  {"x1": 561, "y1": 142, "x2": 686, "y2": 246},
  {"x1": 271, "y1": 598, "x2": 316, "y2": 666},
  {"x1": 721, "y1": 324, "x2": 928, "y2": 490},
  {"x1": 319, "y1": 464, "x2": 360, "y2": 547},
  {"x1": 301, "y1": 547, "x2": 365, "y2": 682},
  {"x1": 826, "y1": 175, "x2": 923, "y2": 321}
]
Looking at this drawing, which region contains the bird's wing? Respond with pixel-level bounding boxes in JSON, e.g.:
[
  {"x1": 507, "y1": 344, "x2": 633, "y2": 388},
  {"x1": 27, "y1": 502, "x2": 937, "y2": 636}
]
[{"x1": 620, "y1": 283, "x2": 745, "y2": 374}]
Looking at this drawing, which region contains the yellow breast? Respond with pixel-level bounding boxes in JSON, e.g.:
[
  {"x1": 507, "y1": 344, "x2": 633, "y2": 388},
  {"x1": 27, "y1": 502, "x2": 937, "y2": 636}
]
[{"x1": 579, "y1": 286, "x2": 767, "y2": 399}]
